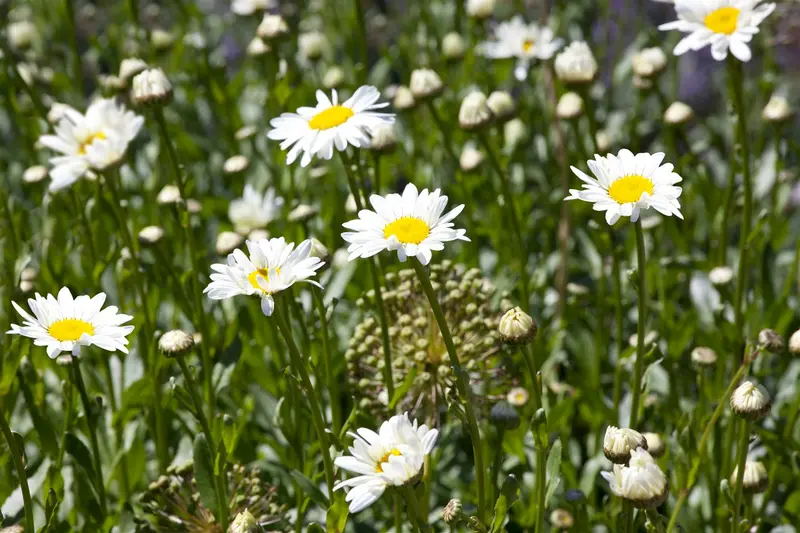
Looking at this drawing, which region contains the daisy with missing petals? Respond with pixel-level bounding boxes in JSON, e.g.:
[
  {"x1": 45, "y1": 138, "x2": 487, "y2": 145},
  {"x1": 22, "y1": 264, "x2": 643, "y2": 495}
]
[
  {"x1": 228, "y1": 184, "x2": 285, "y2": 235},
  {"x1": 334, "y1": 412, "x2": 438, "y2": 513},
  {"x1": 203, "y1": 237, "x2": 324, "y2": 316},
  {"x1": 658, "y1": 0, "x2": 776, "y2": 62},
  {"x1": 267, "y1": 86, "x2": 395, "y2": 167},
  {"x1": 478, "y1": 16, "x2": 564, "y2": 80},
  {"x1": 342, "y1": 183, "x2": 469, "y2": 265},
  {"x1": 566, "y1": 149, "x2": 683, "y2": 225},
  {"x1": 7, "y1": 287, "x2": 134, "y2": 358},
  {"x1": 38, "y1": 98, "x2": 144, "y2": 192}
]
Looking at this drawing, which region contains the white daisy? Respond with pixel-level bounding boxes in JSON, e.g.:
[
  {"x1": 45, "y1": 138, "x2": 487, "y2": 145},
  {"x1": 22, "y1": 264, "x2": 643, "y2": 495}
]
[
  {"x1": 334, "y1": 412, "x2": 438, "y2": 513},
  {"x1": 658, "y1": 0, "x2": 776, "y2": 62},
  {"x1": 38, "y1": 98, "x2": 144, "y2": 192},
  {"x1": 601, "y1": 447, "x2": 668, "y2": 508},
  {"x1": 566, "y1": 149, "x2": 683, "y2": 225},
  {"x1": 7, "y1": 287, "x2": 135, "y2": 359},
  {"x1": 203, "y1": 237, "x2": 324, "y2": 316},
  {"x1": 267, "y1": 86, "x2": 395, "y2": 167},
  {"x1": 478, "y1": 16, "x2": 564, "y2": 80},
  {"x1": 342, "y1": 183, "x2": 469, "y2": 266},
  {"x1": 231, "y1": 0, "x2": 276, "y2": 15},
  {"x1": 228, "y1": 184, "x2": 284, "y2": 235}
]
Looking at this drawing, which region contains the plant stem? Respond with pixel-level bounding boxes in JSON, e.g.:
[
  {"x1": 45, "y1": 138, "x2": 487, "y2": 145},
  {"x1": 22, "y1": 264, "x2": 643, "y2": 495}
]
[
  {"x1": 401, "y1": 485, "x2": 432, "y2": 533},
  {"x1": 71, "y1": 360, "x2": 108, "y2": 517},
  {"x1": 477, "y1": 132, "x2": 530, "y2": 310},
  {"x1": 312, "y1": 288, "x2": 341, "y2": 434},
  {"x1": 65, "y1": 0, "x2": 84, "y2": 96},
  {"x1": 425, "y1": 101, "x2": 460, "y2": 167},
  {"x1": 646, "y1": 509, "x2": 667, "y2": 533},
  {"x1": 521, "y1": 344, "x2": 542, "y2": 410},
  {"x1": 728, "y1": 58, "x2": 752, "y2": 340},
  {"x1": 176, "y1": 354, "x2": 229, "y2": 530},
  {"x1": 153, "y1": 109, "x2": 216, "y2": 418},
  {"x1": 411, "y1": 260, "x2": 486, "y2": 521},
  {"x1": 102, "y1": 357, "x2": 130, "y2": 503},
  {"x1": 535, "y1": 442, "x2": 547, "y2": 533},
  {"x1": 274, "y1": 306, "x2": 336, "y2": 495},
  {"x1": 630, "y1": 220, "x2": 647, "y2": 429},
  {"x1": 666, "y1": 363, "x2": 748, "y2": 532},
  {"x1": 731, "y1": 419, "x2": 751, "y2": 532},
  {"x1": 0, "y1": 408, "x2": 35, "y2": 533},
  {"x1": 353, "y1": 0, "x2": 369, "y2": 80}
]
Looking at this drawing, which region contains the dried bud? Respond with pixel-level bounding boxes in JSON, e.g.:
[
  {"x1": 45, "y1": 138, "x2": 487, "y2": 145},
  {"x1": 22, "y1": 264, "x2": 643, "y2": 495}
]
[
  {"x1": 498, "y1": 307, "x2": 537, "y2": 345},
  {"x1": 730, "y1": 380, "x2": 771, "y2": 420},
  {"x1": 158, "y1": 330, "x2": 195, "y2": 357},
  {"x1": 603, "y1": 426, "x2": 647, "y2": 464},
  {"x1": 757, "y1": 329, "x2": 784, "y2": 353}
]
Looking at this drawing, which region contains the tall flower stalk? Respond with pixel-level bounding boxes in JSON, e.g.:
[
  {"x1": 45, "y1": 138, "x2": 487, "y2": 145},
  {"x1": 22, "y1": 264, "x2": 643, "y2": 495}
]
[
  {"x1": 0, "y1": 408, "x2": 35, "y2": 533},
  {"x1": 629, "y1": 220, "x2": 648, "y2": 429}
]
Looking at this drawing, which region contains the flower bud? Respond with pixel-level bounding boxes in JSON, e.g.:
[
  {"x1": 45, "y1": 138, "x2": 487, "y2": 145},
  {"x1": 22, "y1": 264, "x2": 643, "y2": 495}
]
[
  {"x1": 131, "y1": 68, "x2": 173, "y2": 107},
  {"x1": 730, "y1": 380, "x2": 771, "y2": 420},
  {"x1": 235, "y1": 126, "x2": 258, "y2": 141},
  {"x1": 603, "y1": 426, "x2": 647, "y2": 464},
  {"x1": 642, "y1": 432, "x2": 665, "y2": 458},
  {"x1": 257, "y1": 14, "x2": 289, "y2": 40},
  {"x1": 223, "y1": 155, "x2": 250, "y2": 175},
  {"x1": 602, "y1": 448, "x2": 667, "y2": 508},
  {"x1": 119, "y1": 58, "x2": 148, "y2": 83},
  {"x1": 442, "y1": 32, "x2": 466, "y2": 61},
  {"x1": 730, "y1": 461, "x2": 768, "y2": 494},
  {"x1": 762, "y1": 95, "x2": 791, "y2": 123},
  {"x1": 151, "y1": 29, "x2": 175, "y2": 51},
  {"x1": 691, "y1": 346, "x2": 717, "y2": 368},
  {"x1": 138, "y1": 225, "x2": 164, "y2": 245},
  {"x1": 554, "y1": 41, "x2": 598, "y2": 85},
  {"x1": 228, "y1": 509, "x2": 265, "y2": 533},
  {"x1": 498, "y1": 307, "x2": 537, "y2": 345},
  {"x1": 757, "y1": 328, "x2": 784, "y2": 353},
  {"x1": 442, "y1": 498, "x2": 463, "y2": 525},
  {"x1": 556, "y1": 92, "x2": 583, "y2": 120},
  {"x1": 459, "y1": 144, "x2": 484, "y2": 172},
  {"x1": 158, "y1": 329, "x2": 195, "y2": 357},
  {"x1": 216, "y1": 231, "x2": 244, "y2": 255},
  {"x1": 490, "y1": 400, "x2": 521, "y2": 430},
  {"x1": 789, "y1": 329, "x2": 800, "y2": 356},
  {"x1": 9, "y1": 21, "x2": 39, "y2": 50},
  {"x1": 157, "y1": 185, "x2": 182, "y2": 205},
  {"x1": 466, "y1": 0, "x2": 495, "y2": 20},
  {"x1": 287, "y1": 204, "x2": 319, "y2": 223},
  {"x1": 23, "y1": 165, "x2": 48, "y2": 184},
  {"x1": 410, "y1": 68, "x2": 443, "y2": 100},
  {"x1": 299, "y1": 32, "x2": 327, "y2": 61},
  {"x1": 631, "y1": 47, "x2": 667, "y2": 79},
  {"x1": 486, "y1": 91, "x2": 516, "y2": 123},
  {"x1": 369, "y1": 123, "x2": 397, "y2": 154},
  {"x1": 504, "y1": 118, "x2": 527, "y2": 149},
  {"x1": 246, "y1": 37, "x2": 270, "y2": 58},
  {"x1": 709, "y1": 265, "x2": 733, "y2": 286},
  {"x1": 459, "y1": 91, "x2": 493, "y2": 130},
  {"x1": 323, "y1": 66, "x2": 345, "y2": 89},
  {"x1": 663, "y1": 101, "x2": 694, "y2": 125},
  {"x1": 393, "y1": 85, "x2": 417, "y2": 110}
]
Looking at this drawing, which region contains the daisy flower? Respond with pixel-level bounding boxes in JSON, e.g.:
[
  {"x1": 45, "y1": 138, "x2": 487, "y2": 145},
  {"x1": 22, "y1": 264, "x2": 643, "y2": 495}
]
[
  {"x1": 601, "y1": 448, "x2": 668, "y2": 508},
  {"x1": 342, "y1": 183, "x2": 469, "y2": 265},
  {"x1": 267, "y1": 86, "x2": 395, "y2": 167},
  {"x1": 38, "y1": 98, "x2": 144, "y2": 192},
  {"x1": 566, "y1": 149, "x2": 683, "y2": 225},
  {"x1": 203, "y1": 237, "x2": 324, "y2": 316},
  {"x1": 7, "y1": 287, "x2": 134, "y2": 359},
  {"x1": 658, "y1": 0, "x2": 776, "y2": 62},
  {"x1": 231, "y1": 0, "x2": 276, "y2": 16},
  {"x1": 334, "y1": 412, "x2": 438, "y2": 513},
  {"x1": 478, "y1": 16, "x2": 564, "y2": 80},
  {"x1": 228, "y1": 184, "x2": 285, "y2": 235}
]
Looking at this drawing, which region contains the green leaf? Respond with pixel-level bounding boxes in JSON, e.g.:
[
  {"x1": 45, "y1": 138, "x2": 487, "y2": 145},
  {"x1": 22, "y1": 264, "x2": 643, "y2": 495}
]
[
  {"x1": 490, "y1": 474, "x2": 519, "y2": 533},
  {"x1": 192, "y1": 433, "x2": 220, "y2": 518},
  {"x1": 64, "y1": 432, "x2": 97, "y2": 483},
  {"x1": 40, "y1": 488, "x2": 60, "y2": 533},
  {"x1": 545, "y1": 438, "x2": 562, "y2": 507},
  {"x1": 307, "y1": 524, "x2": 326, "y2": 533},
  {"x1": 12, "y1": 431, "x2": 26, "y2": 466},
  {"x1": 326, "y1": 495, "x2": 349, "y2": 533},
  {"x1": 290, "y1": 470, "x2": 330, "y2": 508}
]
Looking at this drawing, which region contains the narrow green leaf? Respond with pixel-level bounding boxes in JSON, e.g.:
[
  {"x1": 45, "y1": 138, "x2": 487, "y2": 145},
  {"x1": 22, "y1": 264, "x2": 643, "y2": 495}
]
[
  {"x1": 290, "y1": 470, "x2": 330, "y2": 508},
  {"x1": 545, "y1": 438, "x2": 562, "y2": 507},
  {"x1": 40, "y1": 488, "x2": 60, "y2": 533},
  {"x1": 490, "y1": 475, "x2": 519, "y2": 533},
  {"x1": 64, "y1": 432, "x2": 96, "y2": 483},
  {"x1": 192, "y1": 433, "x2": 219, "y2": 518},
  {"x1": 326, "y1": 495, "x2": 349, "y2": 533}
]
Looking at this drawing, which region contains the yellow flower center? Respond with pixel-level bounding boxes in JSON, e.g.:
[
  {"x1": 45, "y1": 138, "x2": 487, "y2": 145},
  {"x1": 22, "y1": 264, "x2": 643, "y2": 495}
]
[
  {"x1": 247, "y1": 267, "x2": 279, "y2": 291},
  {"x1": 78, "y1": 131, "x2": 107, "y2": 155},
  {"x1": 375, "y1": 448, "x2": 402, "y2": 473},
  {"x1": 704, "y1": 7, "x2": 740, "y2": 35},
  {"x1": 607, "y1": 175, "x2": 654, "y2": 204},
  {"x1": 522, "y1": 39, "x2": 535, "y2": 52},
  {"x1": 48, "y1": 319, "x2": 95, "y2": 342},
  {"x1": 308, "y1": 105, "x2": 354, "y2": 130},
  {"x1": 383, "y1": 217, "x2": 431, "y2": 245}
]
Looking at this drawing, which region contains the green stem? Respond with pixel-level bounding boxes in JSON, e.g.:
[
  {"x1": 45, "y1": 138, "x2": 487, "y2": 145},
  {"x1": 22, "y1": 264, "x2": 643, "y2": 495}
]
[
  {"x1": 274, "y1": 306, "x2": 336, "y2": 495},
  {"x1": 729, "y1": 58, "x2": 752, "y2": 340},
  {"x1": 72, "y1": 360, "x2": 108, "y2": 517},
  {"x1": 425, "y1": 101, "x2": 460, "y2": 167},
  {"x1": 176, "y1": 355, "x2": 229, "y2": 530},
  {"x1": 401, "y1": 485, "x2": 432, "y2": 533},
  {"x1": 0, "y1": 408, "x2": 35, "y2": 533},
  {"x1": 630, "y1": 220, "x2": 647, "y2": 429},
  {"x1": 623, "y1": 502, "x2": 635, "y2": 533},
  {"x1": 312, "y1": 288, "x2": 341, "y2": 434},
  {"x1": 102, "y1": 358, "x2": 129, "y2": 503},
  {"x1": 411, "y1": 261, "x2": 486, "y2": 521},
  {"x1": 70, "y1": 188, "x2": 97, "y2": 264},
  {"x1": 535, "y1": 443, "x2": 547, "y2": 533},
  {"x1": 477, "y1": 132, "x2": 530, "y2": 310},
  {"x1": 521, "y1": 344, "x2": 542, "y2": 410},
  {"x1": 65, "y1": 0, "x2": 84, "y2": 96},
  {"x1": 666, "y1": 363, "x2": 748, "y2": 532},
  {"x1": 353, "y1": 0, "x2": 369, "y2": 80},
  {"x1": 731, "y1": 419, "x2": 751, "y2": 532},
  {"x1": 153, "y1": 109, "x2": 216, "y2": 417},
  {"x1": 646, "y1": 509, "x2": 667, "y2": 533}
]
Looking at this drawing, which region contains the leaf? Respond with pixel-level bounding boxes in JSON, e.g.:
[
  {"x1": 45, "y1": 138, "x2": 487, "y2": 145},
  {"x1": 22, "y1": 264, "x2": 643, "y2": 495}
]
[
  {"x1": 12, "y1": 432, "x2": 26, "y2": 467},
  {"x1": 307, "y1": 524, "x2": 326, "y2": 533},
  {"x1": 64, "y1": 433, "x2": 97, "y2": 483},
  {"x1": 489, "y1": 474, "x2": 520, "y2": 533},
  {"x1": 326, "y1": 495, "x2": 349, "y2": 533},
  {"x1": 290, "y1": 470, "x2": 330, "y2": 508},
  {"x1": 40, "y1": 488, "x2": 60, "y2": 533},
  {"x1": 192, "y1": 433, "x2": 219, "y2": 519},
  {"x1": 545, "y1": 438, "x2": 562, "y2": 508}
]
